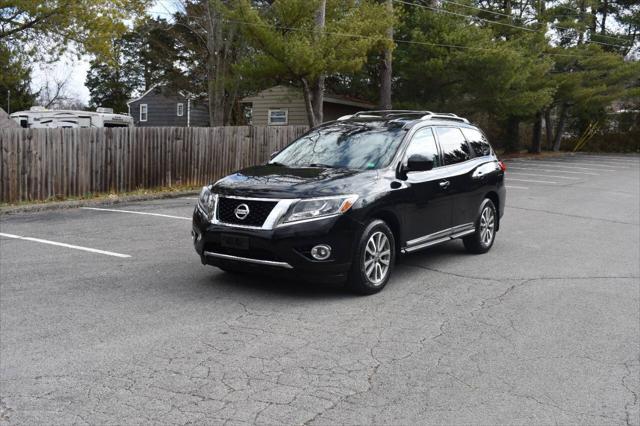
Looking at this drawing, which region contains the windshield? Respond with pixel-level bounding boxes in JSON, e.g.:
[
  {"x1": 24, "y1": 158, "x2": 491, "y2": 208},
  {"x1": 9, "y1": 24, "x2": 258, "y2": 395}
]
[{"x1": 270, "y1": 123, "x2": 407, "y2": 170}]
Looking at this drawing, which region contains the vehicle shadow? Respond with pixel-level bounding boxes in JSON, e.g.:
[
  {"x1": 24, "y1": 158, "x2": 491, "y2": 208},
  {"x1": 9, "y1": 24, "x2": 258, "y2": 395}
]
[
  {"x1": 187, "y1": 241, "x2": 468, "y2": 300},
  {"x1": 195, "y1": 267, "x2": 350, "y2": 300}
]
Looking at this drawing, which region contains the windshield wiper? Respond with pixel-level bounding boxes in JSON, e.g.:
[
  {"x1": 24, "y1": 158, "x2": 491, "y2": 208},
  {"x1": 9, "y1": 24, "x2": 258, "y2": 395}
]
[
  {"x1": 307, "y1": 163, "x2": 336, "y2": 168},
  {"x1": 268, "y1": 161, "x2": 286, "y2": 166}
]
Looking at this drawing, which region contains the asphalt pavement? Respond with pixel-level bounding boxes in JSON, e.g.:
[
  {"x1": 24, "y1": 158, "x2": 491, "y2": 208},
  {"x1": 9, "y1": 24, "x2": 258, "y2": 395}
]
[{"x1": 1, "y1": 153, "x2": 639, "y2": 425}]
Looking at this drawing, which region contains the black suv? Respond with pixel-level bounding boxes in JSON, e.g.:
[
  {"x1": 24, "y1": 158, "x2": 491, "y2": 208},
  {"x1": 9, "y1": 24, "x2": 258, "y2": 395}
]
[{"x1": 192, "y1": 111, "x2": 506, "y2": 294}]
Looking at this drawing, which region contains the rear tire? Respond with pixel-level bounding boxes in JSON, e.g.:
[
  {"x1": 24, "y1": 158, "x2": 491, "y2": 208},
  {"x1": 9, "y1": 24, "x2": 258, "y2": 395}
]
[
  {"x1": 347, "y1": 219, "x2": 396, "y2": 295},
  {"x1": 463, "y1": 198, "x2": 497, "y2": 254}
]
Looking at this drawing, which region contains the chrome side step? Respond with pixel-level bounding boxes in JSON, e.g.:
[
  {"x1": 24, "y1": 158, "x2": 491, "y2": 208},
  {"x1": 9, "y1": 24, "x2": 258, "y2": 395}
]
[
  {"x1": 450, "y1": 229, "x2": 476, "y2": 239},
  {"x1": 204, "y1": 251, "x2": 293, "y2": 269},
  {"x1": 401, "y1": 227, "x2": 476, "y2": 254}
]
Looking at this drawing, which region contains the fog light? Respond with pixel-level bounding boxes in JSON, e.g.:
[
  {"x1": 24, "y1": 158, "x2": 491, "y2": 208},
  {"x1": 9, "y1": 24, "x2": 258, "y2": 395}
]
[{"x1": 311, "y1": 244, "x2": 331, "y2": 260}]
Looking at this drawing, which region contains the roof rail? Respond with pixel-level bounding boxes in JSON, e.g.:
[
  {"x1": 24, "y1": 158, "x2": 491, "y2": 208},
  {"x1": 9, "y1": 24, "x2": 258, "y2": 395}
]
[
  {"x1": 337, "y1": 110, "x2": 470, "y2": 123},
  {"x1": 351, "y1": 110, "x2": 431, "y2": 118},
  {"x1": 420, "y1": 112, "x2": 469, "y2": 124}
]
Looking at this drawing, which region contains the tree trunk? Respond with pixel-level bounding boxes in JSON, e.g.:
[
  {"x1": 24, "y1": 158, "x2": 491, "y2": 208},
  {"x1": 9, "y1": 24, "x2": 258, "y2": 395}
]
[
  {"x1": 311, "y1": 77, "x2": 324, "y2": 125},
  {"x1": 600, "y1": 0, "x2": 608, "y2": 34},
  {"x1": 301, "y1": 78, "x2": 317, "y2": 127},
  {"x1": 379, "y1": 0, "x2": 393, "y2": 110},
  {"x1": 504, "y1": 116, "x2": 520, "y2": 153},
  {"x1": 544, "y1": 108, "x2": 553, "y2": 149},
  {"x1": 553, "y1": 103, "x2": 568, "y2": 152},
  {"x1": 530, "y1": 112, "x2": 542, "y2": 154},
  {"x1": 310, "y1": 0, "x2": 326, "y2": 126}
]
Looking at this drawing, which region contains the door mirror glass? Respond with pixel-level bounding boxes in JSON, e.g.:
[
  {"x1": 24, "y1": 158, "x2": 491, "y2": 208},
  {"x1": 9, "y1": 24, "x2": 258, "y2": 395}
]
[{"x1": 407, "y1": 154, "x2": 434, "y2": 172}]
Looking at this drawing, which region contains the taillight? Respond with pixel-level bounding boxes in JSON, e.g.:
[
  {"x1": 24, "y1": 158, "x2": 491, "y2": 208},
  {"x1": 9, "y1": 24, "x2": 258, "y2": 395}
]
[{"x1": 498, "y1": 161, "x2": 507, "y2": 172}]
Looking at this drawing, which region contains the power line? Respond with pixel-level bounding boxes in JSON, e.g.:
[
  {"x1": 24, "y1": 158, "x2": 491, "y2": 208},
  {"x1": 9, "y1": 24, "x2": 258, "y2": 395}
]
[
  {"x1": 148, "y1": 10, "x2": 594, "y2": 58},
  {"x1": 83, "y1": 9, "x2": 596, "y2": 58},
  {"x1": 396, "y1": 0, "x2": 633, "y2": 50},
  {"x1": 438, "y1": 0, "x2": 530, "y2": 20},
  {"x1": 219, "y1": 16, "x2": 592, "y2": 58},
  {"x1": 395, "y1": 0, "x2": 539, "y2": 32},
  {"x1": 472, "y1": 0, "x2": 636, "y2": 44}
]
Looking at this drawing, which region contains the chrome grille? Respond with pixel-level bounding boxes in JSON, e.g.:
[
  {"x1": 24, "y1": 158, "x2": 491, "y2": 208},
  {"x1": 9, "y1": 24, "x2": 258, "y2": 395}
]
[{"x1": 217, "y1": 197, "x2": 278, "y2": 227}]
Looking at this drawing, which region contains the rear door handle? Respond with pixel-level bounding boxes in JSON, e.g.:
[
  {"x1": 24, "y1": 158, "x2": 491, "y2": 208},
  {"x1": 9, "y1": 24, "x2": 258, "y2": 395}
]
[{"x1": 439, "y1": 180, "x2": 450, "y2": 189}]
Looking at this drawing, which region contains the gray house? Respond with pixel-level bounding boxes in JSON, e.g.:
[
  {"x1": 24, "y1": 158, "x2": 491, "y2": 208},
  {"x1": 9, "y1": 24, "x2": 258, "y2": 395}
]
[
  {"x1": 240, "y1": 85, "x2": 375, "y2": 126},
  {"x1": 127, "y1": 85, "x2": 209, "y2": 127}
]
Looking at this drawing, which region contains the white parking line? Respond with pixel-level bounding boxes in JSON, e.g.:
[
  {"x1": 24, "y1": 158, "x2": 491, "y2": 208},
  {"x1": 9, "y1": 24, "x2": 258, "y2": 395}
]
[
  {"x1": 531, "y1": 161, "x2": 625, "y2": 169},
  {"x1": 0, "y1": 233, "x2": 131, "y2": 258},
  {"x1": 81, "y1": 207, "x2": 191, "y2": 221},
  {"x1": 575, "y1": 156, "x2": 639, "y2": 163},
  {"x1": 507, "y1": 172, "x2": 580, "y2": 180},
  {"x1": 505, "y1": 185, "x2": 529, "y2": 189},
  {"x1": 507, "y1": 166, "x2": 600, "y2": 176},
  {"x1": 507, "y1": 178, "x2": 558, "y2": 184},
  {"x1": 509, "y1": 161, "x2": 616, "y2": 172},
  {"x1": 558, "y1": 160, "x2": 634, "y2": 167},
  {"x1": 541, "y1": 161, "x2": 626, "y2": 169}
]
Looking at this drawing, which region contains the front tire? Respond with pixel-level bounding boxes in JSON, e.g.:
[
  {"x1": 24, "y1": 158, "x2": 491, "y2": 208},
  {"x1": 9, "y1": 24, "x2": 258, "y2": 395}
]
[
  {"x1": 463, "y1": 198, "x2": 497, "y2": 254},
  {"x1": 348, "y1": 219, "x2": 396, "y2": 295}
]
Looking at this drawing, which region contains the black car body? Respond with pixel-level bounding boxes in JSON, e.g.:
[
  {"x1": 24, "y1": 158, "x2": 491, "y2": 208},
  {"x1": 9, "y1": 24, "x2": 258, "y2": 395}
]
[{"x1": 192, "y1": 111, "x2": 506, "y2": 294}]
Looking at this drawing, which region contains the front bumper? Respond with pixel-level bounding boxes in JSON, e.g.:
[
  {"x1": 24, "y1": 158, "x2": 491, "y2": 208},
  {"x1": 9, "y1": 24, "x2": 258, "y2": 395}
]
[{"x1": 192, "y1": 207, "x2": 359, "y2": 280}]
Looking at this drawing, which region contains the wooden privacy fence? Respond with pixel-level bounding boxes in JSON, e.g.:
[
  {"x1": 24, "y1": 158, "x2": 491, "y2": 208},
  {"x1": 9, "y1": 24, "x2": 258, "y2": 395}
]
[{"x1": 0, "y1": 126, "x2": 309, "y2": 203}]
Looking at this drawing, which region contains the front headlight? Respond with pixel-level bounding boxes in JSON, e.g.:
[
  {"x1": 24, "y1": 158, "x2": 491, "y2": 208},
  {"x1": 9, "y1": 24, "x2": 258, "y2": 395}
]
[
  {"x1": 198, "y1": 186, "x2": 217, "y2": 220},
  {"x1": 281, "y1": 195, "x2": 358, "y2": 224}
]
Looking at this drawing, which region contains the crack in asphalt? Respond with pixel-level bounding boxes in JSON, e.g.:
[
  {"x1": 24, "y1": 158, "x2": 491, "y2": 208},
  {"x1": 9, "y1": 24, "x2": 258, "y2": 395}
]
[
  {"x1": 622, "y1": 358, "x2": 640, "y2": 426},
  {"x1": 402, "y1": 262, "x2": 640, "y2": 283},
  {"x1": 506, "y1": 205, "x2": 639, "y2": 225}
]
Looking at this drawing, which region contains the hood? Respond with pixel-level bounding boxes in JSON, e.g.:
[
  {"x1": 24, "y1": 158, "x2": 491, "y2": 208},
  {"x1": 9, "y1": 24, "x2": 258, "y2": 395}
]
[{"x1": 212, "y1": 164, "x2": 378, "y2": 198}]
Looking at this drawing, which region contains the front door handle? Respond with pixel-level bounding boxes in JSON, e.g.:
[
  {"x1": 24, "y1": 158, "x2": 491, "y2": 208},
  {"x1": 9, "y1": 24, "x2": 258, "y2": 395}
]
[{"x1": 439, "y1": 180, "x2": 450, "y2": 189}]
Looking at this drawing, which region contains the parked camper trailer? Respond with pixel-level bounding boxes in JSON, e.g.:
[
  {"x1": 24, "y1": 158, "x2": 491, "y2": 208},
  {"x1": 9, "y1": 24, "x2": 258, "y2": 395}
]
[{"x1": 9, "y1": 107, "x2": 134, "y2": 129}]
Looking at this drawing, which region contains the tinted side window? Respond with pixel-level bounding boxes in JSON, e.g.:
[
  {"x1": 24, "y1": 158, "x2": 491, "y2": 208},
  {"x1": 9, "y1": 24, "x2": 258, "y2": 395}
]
[
  {"x1": 436, "y1": 127, "x2": 470, "y2": 165},
  {"x1": 405, "y1": 127, "x2": 441, "y2": 167},
  {"x1": 462, "y1": 128, "x2": 492, "y2": 157}
]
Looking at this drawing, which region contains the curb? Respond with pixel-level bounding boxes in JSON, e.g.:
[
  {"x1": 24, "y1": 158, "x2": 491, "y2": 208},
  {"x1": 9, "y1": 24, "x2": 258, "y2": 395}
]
[{"x1": 0, "y1": 190, "x2": 199, "y2": 216}]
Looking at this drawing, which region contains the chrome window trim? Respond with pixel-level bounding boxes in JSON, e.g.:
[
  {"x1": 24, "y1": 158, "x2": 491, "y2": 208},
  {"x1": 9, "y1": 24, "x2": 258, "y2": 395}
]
[{"x1": 204, "y1": 251, "x2": 293, "y2": 269}]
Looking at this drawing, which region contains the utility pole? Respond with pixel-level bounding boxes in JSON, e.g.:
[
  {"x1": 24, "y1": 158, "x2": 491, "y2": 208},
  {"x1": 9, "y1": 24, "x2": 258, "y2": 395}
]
[
  {"x1": 379, "y1": 0, "x2": 393, "y2": 110},
  {"x1": 311, "y1": 0, "x2": 326, "y2": 125},
  {"x1": 7, "y1": 89, "x2": 10, "y2": 114}
]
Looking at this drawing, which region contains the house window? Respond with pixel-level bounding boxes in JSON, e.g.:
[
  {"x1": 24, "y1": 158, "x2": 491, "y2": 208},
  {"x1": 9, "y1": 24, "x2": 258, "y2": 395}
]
[
  {"x1": 140, "y1": 104, "x2": 148, "y2": 122},
  {"x1": 268, "y1": 109, "x2": 288, "y2": 125},
  {"x1": 177, "y1": 103, "x2": 184, "y2": 117}
]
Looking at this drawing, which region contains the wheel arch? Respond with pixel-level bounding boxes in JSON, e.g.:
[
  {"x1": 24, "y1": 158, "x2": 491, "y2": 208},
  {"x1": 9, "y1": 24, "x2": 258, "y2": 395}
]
[
  {"x1": 484, "y1": 191, "x2": 500, "y2": 231},
  {"x1": 367, "y1": 209, "x2": 403, "y2": 253}
]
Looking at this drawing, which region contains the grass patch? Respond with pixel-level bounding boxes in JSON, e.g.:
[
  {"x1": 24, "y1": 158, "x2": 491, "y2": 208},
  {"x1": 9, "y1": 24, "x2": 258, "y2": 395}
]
[{"x1": 0, "y1": 185, "x2": 201, "y2": 209}]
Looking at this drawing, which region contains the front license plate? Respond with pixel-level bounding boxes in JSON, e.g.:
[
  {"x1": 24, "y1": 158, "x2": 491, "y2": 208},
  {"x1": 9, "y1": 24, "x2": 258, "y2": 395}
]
[{"x1": 220, "y1": 234, "x2": 249, "y2": 250}]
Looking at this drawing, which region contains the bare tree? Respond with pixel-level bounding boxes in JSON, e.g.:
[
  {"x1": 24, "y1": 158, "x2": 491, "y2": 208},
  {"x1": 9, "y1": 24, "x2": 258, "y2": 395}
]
[{"x1": 37, "y1": 72, "x2": 73, "y2": 109}]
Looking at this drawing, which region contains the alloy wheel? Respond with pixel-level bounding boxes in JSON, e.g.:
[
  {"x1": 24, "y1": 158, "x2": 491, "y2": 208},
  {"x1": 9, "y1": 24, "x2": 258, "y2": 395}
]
[
  {"x1": 479, "y1": 206, "x2": 495, "y2": 246},
  {"x1": 364, "y1": 231, "x2": 391, "y2": 285}
]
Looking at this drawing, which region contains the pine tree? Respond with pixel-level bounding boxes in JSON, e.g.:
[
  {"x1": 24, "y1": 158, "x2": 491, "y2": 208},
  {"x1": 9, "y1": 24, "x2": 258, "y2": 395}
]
[{"x1": 228, "y1": 0, "x2": 393, "y2": 126}]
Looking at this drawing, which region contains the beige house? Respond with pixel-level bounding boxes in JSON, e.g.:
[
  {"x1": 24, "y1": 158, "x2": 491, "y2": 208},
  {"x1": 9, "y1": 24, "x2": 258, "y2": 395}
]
[{"x1": 241, "y1": 85, "x2": 375, "y2": 126}]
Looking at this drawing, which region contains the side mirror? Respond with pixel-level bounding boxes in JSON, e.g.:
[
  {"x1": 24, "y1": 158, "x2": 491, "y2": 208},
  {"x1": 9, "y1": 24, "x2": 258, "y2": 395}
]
[{"x1": 406, "y1": 154, "x2": 434, "y2": 172}]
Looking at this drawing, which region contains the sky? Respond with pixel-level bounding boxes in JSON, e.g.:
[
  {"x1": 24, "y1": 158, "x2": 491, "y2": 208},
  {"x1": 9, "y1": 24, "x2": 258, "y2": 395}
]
[{"x1": 29, "y1": 1, "x2": 174, "y2": 108}]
